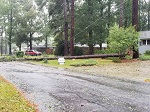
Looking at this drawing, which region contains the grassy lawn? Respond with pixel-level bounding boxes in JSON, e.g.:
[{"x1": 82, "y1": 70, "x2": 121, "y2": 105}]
[
  {"x1": 31, "y1": 58, "x2": 113, "y2": 68},
  {"x1": 0, "y1": 76, "x2": 37, "y2": 112}
]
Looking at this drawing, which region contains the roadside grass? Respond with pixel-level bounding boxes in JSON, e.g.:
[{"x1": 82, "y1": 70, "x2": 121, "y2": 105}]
[
  {"x1": 145, "y1": 79, "x2": 150, "y2": 82},
  {"x1": 24, "y1": 54, "x2": 55, "y2": 59},
  {"x1": 0, "y1": 76, "x2": 37, "y2": 112},
  {"x1": 30, "y1": 58, "x2": 113, "y2": 68}
]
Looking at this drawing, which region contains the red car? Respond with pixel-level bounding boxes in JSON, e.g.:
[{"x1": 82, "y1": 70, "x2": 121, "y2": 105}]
[{"x1": 25, "y1": 50, "x2": 42, "y2": 56}]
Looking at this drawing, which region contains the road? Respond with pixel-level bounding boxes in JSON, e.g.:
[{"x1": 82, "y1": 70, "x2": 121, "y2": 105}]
[{"x1": 0, "y1": 62, "x2": 150, "y2": 112}]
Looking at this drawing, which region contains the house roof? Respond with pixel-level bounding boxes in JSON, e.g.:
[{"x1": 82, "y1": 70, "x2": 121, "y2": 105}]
[{"x1": 139, "y1": 31, "x2": 150, "y2": 39}]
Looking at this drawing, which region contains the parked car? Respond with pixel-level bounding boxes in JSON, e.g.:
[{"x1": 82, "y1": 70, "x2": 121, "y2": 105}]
[{"x1": 25, "y1": 50, "x2": 42, "y2": 56}]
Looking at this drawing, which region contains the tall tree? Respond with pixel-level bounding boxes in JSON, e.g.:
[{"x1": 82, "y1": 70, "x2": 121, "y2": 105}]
[
  {"x1": 132, "y1": 0, "x2": 139, "y2": 58},
  {"x1": 119, "y1": 0, "x2": 124, "y2": 27},
  {"x1": 148, "y1": 0, "x2": 150, "y2": 30},
  {"x1": 64, "y1": 0, "x2": 69, "y2": 56},
  {"x1": 70, "y1": 0, "x2": 75, "y2": 56}
]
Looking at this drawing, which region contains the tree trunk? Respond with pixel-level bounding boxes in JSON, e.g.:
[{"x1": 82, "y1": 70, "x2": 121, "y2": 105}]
[
  {"x1": 19, "y1": 44, "x2": 21, "y2": 51},
  {"x1": 87, "y1": 0, "x2": 94, "y2": 55},
  {"x1": 100, "y1": 43, "x2": 102, "y2": 50},
  {"x1": 107, "y1": 1, "x2": 111, "y2": 28},
  {"x1": 132, "y1": 0, "x2": 139, "y2": 58},
  {"x1": 29, "y1": 33, "x2": 32, "y2": 50},
  {"x1": 119, "y1": 0, "x2": 124, "y2": 27},
  {"x1": 45, "y1": 36, "x2": 48, "y2": 49},
  {"x1": 9, "y1": 9, "x2": 13, "y2": 55},
  {"x1": 4, "y1": 16, "x2": 7, "y2": 54},
  {"x1": 88, "y1": 30, "x2": 94, "y2": 55},
  {"x1": 70, "y1": 0, "x2": 74, "y2": 56},
  {"x1": 99, "y1": 3, "x2": 104, "y2": 49},
  {"x1": 148, "y1": 0, "x2": 150, "y2": 30},
  {"x1": 64, "y1": 0, "x2": 69, "y2": 56}
]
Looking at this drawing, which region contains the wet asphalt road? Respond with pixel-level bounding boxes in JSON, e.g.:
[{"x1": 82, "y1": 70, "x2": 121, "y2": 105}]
[{"x1": 0, "y1": 62, "x2": 150, "y2": 112}]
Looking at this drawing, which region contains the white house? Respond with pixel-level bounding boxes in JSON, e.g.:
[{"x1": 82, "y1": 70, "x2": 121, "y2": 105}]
[{"x1": 139, "y1": 31, "x2": 150, "y2": 54}]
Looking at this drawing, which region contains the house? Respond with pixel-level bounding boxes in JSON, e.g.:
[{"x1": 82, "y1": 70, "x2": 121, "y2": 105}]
[
  {"x1": 75, "y1": 43, "x2": 107, "y2": 54},
  {"x1": 139, "y1": 31, "x2": 150, "y2": 54}
]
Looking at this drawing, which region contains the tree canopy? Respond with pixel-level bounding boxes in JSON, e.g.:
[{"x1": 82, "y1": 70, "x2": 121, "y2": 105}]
[{"x1": 0, "y1": 0, "x2": 149, "y2": 55}]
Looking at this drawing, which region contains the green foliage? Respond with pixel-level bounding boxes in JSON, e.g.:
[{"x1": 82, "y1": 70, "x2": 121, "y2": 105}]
[
  {"x1": 94, "y1": 50, "x2": 105, "y2": 54},
  {"x1": 54, "y1": 41, "x2": 64, "y2": 56},
  {"x1": 43, "y1": 59, "x2": 48, "y2": 64},
  {"x1": 74, "y1": 46, "x2": 83, "y2": 56},
  {"x1": 16, "y1": 51, "x2": 24, "y2": 58},
  {"x1": 70, "y1": 59, "x2": 97, "y2": 67},
  {"x1": 0, "y1": 56, "x2": 17, "y2": 62},
  {"x1": 94, "y1": 49, "x2": 116, "y2": 54},
  {"x1": 0, "y1": 0, "x2": 149, "y2": 56},
  {"x1": 75, "y1": 1, "x2": 109, "y2": 54},
  {"x1": 144, "y1": 50, "x2": 150, "y2": 55},
  {"x1": 107, "y1": 57, "x2": 122, "y2": 63},
  {"x1": 138, "y1": 55, "x2": 150, "y2": 61},
  {"x1": 42, "y1": 52, "x2": 49, "y2": 57},
  {"x1": 125, "y1": 55, "x2": 132, "y2": 60},
  {"x1": 0, "y1": 76, "x2": 36, "y2": 112},
  {"x1": 107, "y1": 24, "x2": 139, "y2": 57}
]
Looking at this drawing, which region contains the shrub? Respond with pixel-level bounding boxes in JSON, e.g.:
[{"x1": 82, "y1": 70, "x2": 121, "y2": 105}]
[
  {"x1": 125, "y1": 55, "x2": 132, "y2": 60},
  {"x1": 74, "y1": 46, "x2": 83, "y2": 56},
  {"x1": 16, "y1": 51, "x2": 24, "y2": 58},
  {"x1": 138, "y1": 55, "x2": 150, "y2": 61},
  {"x1": 107, "y1": 25, "x2": 139, "y2": 56},
  {"x1": 43, "y1": 59, "x2": 49, "y2": 64},
  {"x1": 0, "y1": 56, "x2": 17, "y2": 62},
  {"x1": 108, "y1": 57, "x2": 121, "y2": 63},
  {"x1": 144, "y1": 50, "x2": 150, "y2": 55},
  {"x1": 70, "y1": 59, "x2": 97, "y2": 67}
]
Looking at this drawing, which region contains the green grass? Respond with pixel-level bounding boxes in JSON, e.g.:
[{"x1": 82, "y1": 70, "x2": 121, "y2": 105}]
[
  {"x1": 138, "y1": 55, "x2": 150, "y2": 61},
  {"x1": 0, "y1": 76, "x2": 37, "y2": 112},
  {"x1": 30, "y1": 58, "x2": 113, "y2": 68},
  {"x1": 24, "y1": 54, "x2": 55, "y2": 59},
  {"x1": 70, "y1": 59, "x2": 98, "y2": 67}
]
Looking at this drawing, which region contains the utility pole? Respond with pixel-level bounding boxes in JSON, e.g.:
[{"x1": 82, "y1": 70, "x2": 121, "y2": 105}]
[
  {"x1": 64, "y1": 0, "x2": 69, "y2": 56},
  {"x1": 132, "y1": 0, "x2": 139, "y2": 58},
  {"x1": 70, "y1": 0, "x2": 75, "y2": 56},
  {"x1": 119, "y1": 0, "x2": 124, "y2": 27}
]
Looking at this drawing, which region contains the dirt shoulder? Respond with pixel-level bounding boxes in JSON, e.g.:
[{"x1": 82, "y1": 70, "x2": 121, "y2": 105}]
[{"x1": 70, "y1": 60, "x2": 150, "y2": 82}]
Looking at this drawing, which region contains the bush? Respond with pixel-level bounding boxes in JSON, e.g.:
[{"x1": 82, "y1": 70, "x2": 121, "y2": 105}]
[
  {"x1": 108, "y1": 57, "x2": 121, "y2": 63},
  {"x1": 70, "y1": 59, "x2": 97, "y2": 67},
  {"x1": 107, "y1": 25, "x2": 139, "y2": 56},
  {"x1": 16, "y1": 51, "x2": 24, "y2": 58},
  {"x1": 74, "y1": 46, "x2": 83, "y2": 56},
  {"x1": 138, "y1": 55, "x2": 150, "y2": 61},
  {"x1": 43, "y1": 59, "x2": 49, "y2": 64},
  {"x1": 125, "y1": 55, "x2": 132, "y2": 60},
  {"x1": 144, "y1": 50, "x2": 150, "y2": 55},
  {"x1": 0, "y1": 56, "x2": 17, "y2": 62}
]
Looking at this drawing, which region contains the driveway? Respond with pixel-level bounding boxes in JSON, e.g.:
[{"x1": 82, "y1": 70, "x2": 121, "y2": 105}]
[{"x1": 0, "y1": 62, "x2": 150, "y2": 112}]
